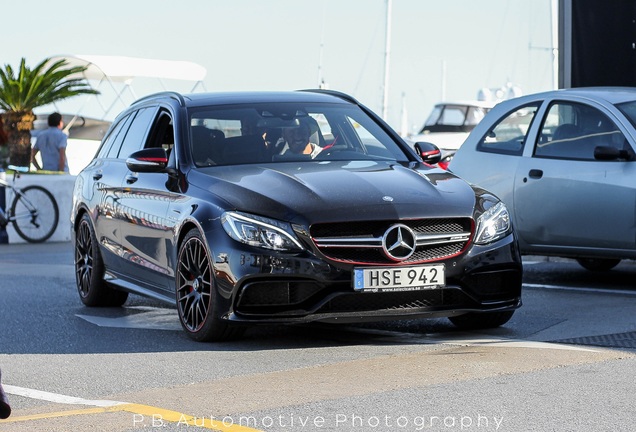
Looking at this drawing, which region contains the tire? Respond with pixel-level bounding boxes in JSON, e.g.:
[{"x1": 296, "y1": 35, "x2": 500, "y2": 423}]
[
  {"x1": 176, "y1": 229, "x2": 244, "y2": 342},
  {"x1": 448, "y1": 311, "x2": 514, "y2": 330},
  {"x1": 576, "y1": 258, "x2": 621, "y2": 272},
  {"x1": 10, "y1": 185, "x2": 59, "y2": 243},
  {"x1": 74, "y1": 213, "x2": 128, "y2": 307}
]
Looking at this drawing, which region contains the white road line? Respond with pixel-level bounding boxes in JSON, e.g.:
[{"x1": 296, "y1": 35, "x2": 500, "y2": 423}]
[
  {"x1": 2, "y1": 385, "x2": 264, "y2": 431},
  {"x1": 524, "y1": 283, "x2": 636, "y2": 296},
  {"x1": 2, "y1": 384, "x2": 124, "y2": 407},
  {"x1": 75, "y1": 306, "x2": 181, "y2": 331}
]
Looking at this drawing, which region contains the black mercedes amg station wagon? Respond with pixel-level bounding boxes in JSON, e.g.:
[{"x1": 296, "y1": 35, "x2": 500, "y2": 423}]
[{"x1": 71, "y1": 90, "x2": 522, "y2": 341}]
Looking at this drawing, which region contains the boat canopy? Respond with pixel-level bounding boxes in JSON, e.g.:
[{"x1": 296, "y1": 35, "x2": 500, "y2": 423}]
[
  {"x1": 41, "y1": 55, "x2": 208, "y2": 126},
  {"x1": 48, "y1": 54, "x2": 207, "y2": 83}
]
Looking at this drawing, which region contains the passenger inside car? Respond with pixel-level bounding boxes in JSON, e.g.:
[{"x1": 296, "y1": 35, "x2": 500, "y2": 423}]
[
  {"x1": 222, "y1": 134, "x2": 270, "y2": 164},
  {"x1": 191, "y1": 126, "x2": 225, "y2": 166}
]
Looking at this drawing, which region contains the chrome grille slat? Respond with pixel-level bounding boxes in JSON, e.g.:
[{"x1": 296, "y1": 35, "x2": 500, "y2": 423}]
[
  {"x1": 314, "y1": 237, "x2": 382, "y2": 248},
  {"x1": 310, "y1": 218, "x2": 472, "y2": 265},
  {"x1": 416, "y1": 232, "x2": 471, "y2": 246},
  {"x1": 314, "y1": 232, "x2": 471, "y2": 248}
]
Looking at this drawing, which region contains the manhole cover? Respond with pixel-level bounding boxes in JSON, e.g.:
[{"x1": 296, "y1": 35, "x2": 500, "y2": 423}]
[{"x1": 555, "y1": 331, "x2": 636, "y2": 349}]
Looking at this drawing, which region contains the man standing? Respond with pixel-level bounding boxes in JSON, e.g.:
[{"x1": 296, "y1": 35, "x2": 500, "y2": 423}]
[{"x1": 31, "y1": 112, "x2": 69, "y2": 172}]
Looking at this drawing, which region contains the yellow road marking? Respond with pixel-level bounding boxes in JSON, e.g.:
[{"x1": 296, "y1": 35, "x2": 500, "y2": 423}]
[
  {"x1": 4, "y1": 398, "x2": 262, "y2": 431},
  {"x1": 4, "y1": 406, "x2": 116, "y2": 422}
]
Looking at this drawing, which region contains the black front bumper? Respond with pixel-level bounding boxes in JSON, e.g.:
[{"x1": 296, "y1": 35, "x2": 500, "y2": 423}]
[{"x1": 218, "y1": 234, "x2": 522, "y2": 325}]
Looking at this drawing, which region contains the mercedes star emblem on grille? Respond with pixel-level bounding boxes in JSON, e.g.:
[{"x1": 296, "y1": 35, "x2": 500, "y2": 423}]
[{"x1": 382, "y1": 224, "x2": 417, "y2": 261}]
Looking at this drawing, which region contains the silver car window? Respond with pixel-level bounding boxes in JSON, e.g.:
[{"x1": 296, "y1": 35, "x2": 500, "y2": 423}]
[
  {"x1": 535, "y1": 102, "x2": 626, "y2": 160},
  {"x1": 476, "y1": 103, "x2": 540, "y2": 155}
]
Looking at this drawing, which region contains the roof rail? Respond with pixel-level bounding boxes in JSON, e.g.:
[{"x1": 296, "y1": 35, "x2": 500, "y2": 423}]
[
  {"x1": 298, "y1": 89, "x2": 359, "y2": 105},
  {"x1": 132, "y1": 91, "x2": 186, "y2": 107}
]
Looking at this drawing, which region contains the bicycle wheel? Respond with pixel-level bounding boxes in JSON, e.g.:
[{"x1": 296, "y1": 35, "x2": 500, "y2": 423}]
[{"x1": 10, "y1": 185, "x2": 59, "y2": 243}]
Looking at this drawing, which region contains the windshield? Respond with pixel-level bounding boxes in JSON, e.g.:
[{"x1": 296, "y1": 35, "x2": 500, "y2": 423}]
[
  {"x1": 616, "y1": 100, "x2": 636, "y2": 129},
  {"x1": 189, "y1": 103, "x2": 410, "y2": 167}
]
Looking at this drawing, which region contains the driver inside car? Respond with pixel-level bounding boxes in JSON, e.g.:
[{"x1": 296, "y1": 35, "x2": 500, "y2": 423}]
[{"x1": 279, "y1": 118, "x2": 323, "y2": 159}]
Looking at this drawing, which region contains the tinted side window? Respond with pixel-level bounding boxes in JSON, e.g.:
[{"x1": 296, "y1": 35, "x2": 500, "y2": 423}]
[
  {"x1": 116, "y1": 107, "x2": 156, "y2": 159},
  {"x1": 535, "y1": 101, "x2": 627, "y2": 161},
  {"x1": 145, "y1": 110, "x2": 175, "y2": 165},
  {"x1": 96, "y1": 114, "x2": 131, "y2": 159},
  {"x1": 106, "y1": 113, "x2": 136, "y2": 158},
  {"x1": 145, "y1": 110, "x2": 174, "y2": 152},
  {"x1": 476, "y1": 103, "x2": 540, "y2": 155}
]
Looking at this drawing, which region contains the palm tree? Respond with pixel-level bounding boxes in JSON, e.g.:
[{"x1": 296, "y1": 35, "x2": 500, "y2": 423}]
[{"x1": 0, "y1": 57, "x2": 98, "y2": 167}]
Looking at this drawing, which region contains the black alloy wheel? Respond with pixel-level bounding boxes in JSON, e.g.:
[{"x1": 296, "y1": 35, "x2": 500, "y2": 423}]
[
  {"x1": 176, "y1": 229, "x2": 243, "y2": 341},
  {"x1": 75, "y1": 213, "x2": 128, "y2": 307}
]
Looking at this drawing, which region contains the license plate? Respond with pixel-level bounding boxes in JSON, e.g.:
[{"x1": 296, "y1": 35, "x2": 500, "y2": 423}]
[{"x1": 353, "y1": 264, "x2": 445, "y2": 292}]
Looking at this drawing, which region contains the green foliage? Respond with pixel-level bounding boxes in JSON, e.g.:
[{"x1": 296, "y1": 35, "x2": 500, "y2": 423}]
[{"x1": 0, "y1": 57, "x2": 98, "y2": 112}]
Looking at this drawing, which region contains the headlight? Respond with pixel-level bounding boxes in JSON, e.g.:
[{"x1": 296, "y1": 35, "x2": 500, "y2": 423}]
[
  {"x1": 221, "y1": 211, "x2": 304, "y2": 252},
  {"x1": 474, "y1": 201, "x2": 511, "y2": 245}
]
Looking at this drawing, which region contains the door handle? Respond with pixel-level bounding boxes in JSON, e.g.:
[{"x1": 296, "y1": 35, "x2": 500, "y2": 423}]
[
  {"x1": 528, "y1": 169, "x2": 543, "y2": 179},
  {"x1": 125, "y1": 175, "x2": 138, "y2": 184},
  {"x1": 92, "y1": 172, "x2": 103, "y2": 181}
]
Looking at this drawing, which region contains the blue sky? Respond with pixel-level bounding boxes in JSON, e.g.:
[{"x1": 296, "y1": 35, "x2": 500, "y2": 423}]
[{"x1": 2, "y1": 0, "x2": 554, "y2": 133}]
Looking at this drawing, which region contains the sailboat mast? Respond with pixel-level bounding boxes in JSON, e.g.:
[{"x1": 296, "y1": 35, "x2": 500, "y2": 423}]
[
  {"x1": 318, "y1": 1, "x2": 327, "y2": 88},
  {"x1": 382, "y1": 0, "x2": 392, "y2": 121}
]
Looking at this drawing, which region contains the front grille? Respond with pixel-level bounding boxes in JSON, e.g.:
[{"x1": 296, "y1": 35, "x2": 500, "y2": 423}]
[
  {"x1": 316, "y1": 243, "x2": 465, "y2": 264},
  {"x1": 311, "y1": 218, "x2": 472, "y2": 265}
]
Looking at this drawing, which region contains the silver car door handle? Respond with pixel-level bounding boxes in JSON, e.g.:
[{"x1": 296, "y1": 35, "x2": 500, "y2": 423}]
[
  {"x1": 125, "y1": 174, "x2": 138, "y2": 184},
  {"x1": 528, "y1": 169, "x2": 543, "y2": 179},
  {"x1": 93, "y1": 172, "x2": 103, "y2": 180}
]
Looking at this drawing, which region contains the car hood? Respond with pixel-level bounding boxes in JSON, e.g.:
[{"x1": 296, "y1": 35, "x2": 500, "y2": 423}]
[{"x1": 190, "y1": 161, "x2": 477, "y2": 224}]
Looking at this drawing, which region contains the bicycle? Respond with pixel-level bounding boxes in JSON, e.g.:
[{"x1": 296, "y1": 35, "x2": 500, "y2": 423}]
[{"x1": 0, "y1": 165, "x2": 59, "y2": 243}]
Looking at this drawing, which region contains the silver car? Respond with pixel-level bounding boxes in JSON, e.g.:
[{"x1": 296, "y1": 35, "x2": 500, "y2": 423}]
[{"x1": 449, "y1": 87, "x2": 636, "y2": 271}]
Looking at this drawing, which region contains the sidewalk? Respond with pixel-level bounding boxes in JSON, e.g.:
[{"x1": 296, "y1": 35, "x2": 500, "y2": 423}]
[{"x1": 0, "y1": 241, "x2": 72, "y2": 265}]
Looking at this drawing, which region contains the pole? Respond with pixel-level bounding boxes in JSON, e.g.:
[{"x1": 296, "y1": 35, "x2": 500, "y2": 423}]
[
  {"x1": 382, "y1": 0, "x2": 392, "y2": 121},
  {"x1": 441, "y1": 60, "x2": 447, "y2": 101},
  {"x1": 0, "y1": 169, "x2": 7, "y2": 244},
  {"x1": 550, "y1": 0, "x2": 559, "y2": 89},
  {"x1": 318, "y1": 1, "x2": 327, "y2": 88}
]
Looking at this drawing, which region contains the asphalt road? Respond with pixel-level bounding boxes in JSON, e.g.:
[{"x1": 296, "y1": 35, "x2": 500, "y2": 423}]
[{"x1": 1, "y1": 241, "x2": 635, "y2": 431}]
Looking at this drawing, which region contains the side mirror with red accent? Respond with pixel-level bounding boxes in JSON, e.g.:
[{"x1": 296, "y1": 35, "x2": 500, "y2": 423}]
[
  {"x1": 414, "y1": 142, "x2": 442, "y2": 165},
  {"x1": 126, "y1": 148, "x2": 169, "y2": 173}
]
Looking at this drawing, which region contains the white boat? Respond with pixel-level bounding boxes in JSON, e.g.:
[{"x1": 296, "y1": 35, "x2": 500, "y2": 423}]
[{"x1": 407, "y1": 100, "x2": 496, "y2": 152}]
